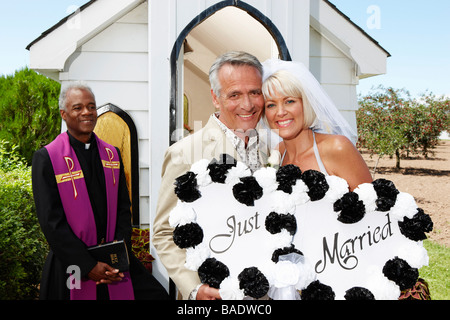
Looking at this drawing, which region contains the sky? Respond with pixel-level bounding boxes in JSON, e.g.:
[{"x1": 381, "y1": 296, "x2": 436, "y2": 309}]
[
  {"x1": 0, "y1": 0, "x2": 449, "y2": 99},
  {"x1": 0, "y1": 0, "x2": 87, "y2": 76},
  {"x1": 331, "y1": 0, "x2": 450, "y2": 98}
]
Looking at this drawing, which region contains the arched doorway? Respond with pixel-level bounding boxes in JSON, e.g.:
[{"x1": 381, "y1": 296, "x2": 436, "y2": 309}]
[
  {"x1": 169, "y1": 0, "x2": 291, "y2": 145},
  {"x1": 94, "y1": 103, "x2": 140, "y2": 227}
]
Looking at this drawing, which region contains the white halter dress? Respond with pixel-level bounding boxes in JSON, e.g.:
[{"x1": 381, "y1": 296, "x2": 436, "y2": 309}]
[{"x1": 280, "y1": 132, "x2": 329, "y2": 175}]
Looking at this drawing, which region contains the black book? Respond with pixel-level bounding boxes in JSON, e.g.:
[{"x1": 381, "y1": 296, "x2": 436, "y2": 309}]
[{"x1": 88, "y1": 240, "x2": 130, "y2": 272}]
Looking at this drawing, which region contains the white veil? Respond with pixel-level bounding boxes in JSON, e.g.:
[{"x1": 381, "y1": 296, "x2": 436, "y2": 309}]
[{"x1": 262, "y1": 59, "x2": 357, "y2": 145}]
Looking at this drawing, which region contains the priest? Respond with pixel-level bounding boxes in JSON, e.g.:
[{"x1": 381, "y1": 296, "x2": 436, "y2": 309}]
[{"x1": 32, "y1": 82, "x2": 168, "y2": 300}]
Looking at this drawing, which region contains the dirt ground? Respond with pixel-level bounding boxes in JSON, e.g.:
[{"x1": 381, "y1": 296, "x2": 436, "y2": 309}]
[{"x1": 361, "y1": 140, "x2": 450, "y2": 247}]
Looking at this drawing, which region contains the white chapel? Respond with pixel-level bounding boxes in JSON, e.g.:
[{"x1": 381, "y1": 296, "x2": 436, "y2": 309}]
[{"x1": 27, "y1": 0, "x2": 389, "y2": 291}]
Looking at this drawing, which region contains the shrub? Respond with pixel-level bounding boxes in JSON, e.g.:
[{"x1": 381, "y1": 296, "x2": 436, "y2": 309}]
[
  {"x1": 0, "y1": 140, "x2": 27, "y2": 171},
  {"x1": 0, "y1": 67, "x2": 61, "y2": 165},
  {"x1": 0, "y1": 142, "x2": 48, "y2": 299}
]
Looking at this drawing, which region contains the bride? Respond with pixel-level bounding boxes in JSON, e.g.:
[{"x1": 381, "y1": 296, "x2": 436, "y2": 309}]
[{"x1": 262, "y1": 59, "x2": 372, "y2": 191}]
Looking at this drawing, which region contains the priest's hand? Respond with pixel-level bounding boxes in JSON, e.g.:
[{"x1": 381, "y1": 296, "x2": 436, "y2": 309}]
[
  {"x1": 88, "y1": 261, "x2": 125, "y2": 285},
  {"x1": 196, "y1": 284, "x2": 221, "y2": 300}
]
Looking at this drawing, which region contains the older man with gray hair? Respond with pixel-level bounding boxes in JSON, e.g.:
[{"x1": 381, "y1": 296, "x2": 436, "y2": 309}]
[
  {"x1": 32, "y1": 82, "x2": 168, "y2": 300},
  {"x1": 153, "y1": 51, "x2": 268, "y2": 300}
]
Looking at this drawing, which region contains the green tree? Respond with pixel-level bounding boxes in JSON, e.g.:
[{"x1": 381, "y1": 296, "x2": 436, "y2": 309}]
[
  {"x1": 0, "y1": 68, "x2": 61, "y2": 165},
  {"x1": 357, "y1": 87, "x2": 411, "y2": 169},
  {"x1": 406, "y1": 92, "x2": 450, "y2": 157},
  {"x1": 357, "y1": 86, "x2": 449, "y2": 169}
]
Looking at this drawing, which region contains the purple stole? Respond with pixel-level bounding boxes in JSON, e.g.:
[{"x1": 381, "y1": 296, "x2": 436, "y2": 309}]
[{"x1": 45, "y1": 132, "x2": 134, "y2": 300}]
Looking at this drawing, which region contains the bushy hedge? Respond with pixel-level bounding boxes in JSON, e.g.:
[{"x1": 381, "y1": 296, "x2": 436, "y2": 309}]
[
  {"x1": 0, "y1": 141, "x2": 48, "y2": 299},
  {"x1": 0, "y1": 67, "x2": 61, "y2": 165}
]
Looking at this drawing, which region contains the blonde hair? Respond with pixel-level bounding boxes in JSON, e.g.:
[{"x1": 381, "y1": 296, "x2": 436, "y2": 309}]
[{"x1": 262, "y1": 70, "x2": 317, "y2": 129}]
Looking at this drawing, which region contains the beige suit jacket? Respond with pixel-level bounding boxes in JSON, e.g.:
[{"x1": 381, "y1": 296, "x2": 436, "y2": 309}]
[{"x1": 152, "y1": 116, "x2": 268, "y2": 299}]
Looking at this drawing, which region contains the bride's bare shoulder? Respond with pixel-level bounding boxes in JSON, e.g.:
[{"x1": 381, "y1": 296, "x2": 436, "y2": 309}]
[{"x1": 316, "y1": 133, "x2": 356, "y2": 156}]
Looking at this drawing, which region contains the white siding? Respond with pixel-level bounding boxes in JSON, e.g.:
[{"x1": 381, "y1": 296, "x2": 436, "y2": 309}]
[
  {"x1": 65, "y1": 52, "x2": 148, "y2": 82},
  {"x1": 310, "y1": 27, "x2": 359, "y2": 133},
  {"x1": 61, "y1": 2, "x2": 150, "y2": 228}
]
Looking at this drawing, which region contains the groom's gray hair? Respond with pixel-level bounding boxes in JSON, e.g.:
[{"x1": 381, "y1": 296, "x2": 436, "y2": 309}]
[{"x1": 209, "y1": 51, "x2": 263, "y2": 97}]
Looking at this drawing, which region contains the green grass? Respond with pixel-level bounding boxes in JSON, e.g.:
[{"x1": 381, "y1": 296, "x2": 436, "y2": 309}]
[{"x1": 419, "y1": 240, "x2": 449, "y2": 300}]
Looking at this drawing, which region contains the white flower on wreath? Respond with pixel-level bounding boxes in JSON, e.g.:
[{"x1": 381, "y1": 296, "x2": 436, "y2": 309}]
[
  {"x1": 365, "y1": 266, "x2": 401, "y2": 300},
  {"x1": 267, "y1": 149, "x2": 281, "y2": 169},
  {"x1": 272, "y1": 260, "x2": 301, "y2": 288},
  {"x1": 184, "y1": 242, "x2": 211, "y2": 271},
  {"x1": 395, "y1": 241, "x2": 429, "y2": 269},
  {"x1": 269, "y1": 190, "x2": 296, "y2": 214},
  {"x1": 265, "y1": 229, "x2": 293, "y2": 251},
  {"x1": 390, "y1": 192, "x2": 418, "y2": 221},
  {"x1": 190, "y1": 158, "x2": 212, "y2": 187},
  {"x1": 291, "y1": 179, "x2": 310, "y2": 206},
  {"x1": 225, "y1": 161, "x2": 251, "y2": 185},
  {"x1": 324, "y1": 175, "x2": 349, "y2": 203},
  {"x1": 265, "y1": 253, "x2": 316, "y2": 300},
  {"x1": 353, "y1": 183, "x2": 378, "y2": 213},
  {"x1": 219, "y1": 277, "x2": 245, "y2": 300},
  {"x1": 169, "y1": 202, "x2": 196, "y2": 227},
  {"x1": 253, "y1": 166, "x2": 278, "y2": 193}
]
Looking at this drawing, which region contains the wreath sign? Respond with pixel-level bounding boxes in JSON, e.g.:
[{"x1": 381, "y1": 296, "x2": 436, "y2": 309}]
[{"x1": 169, "y1": 154, "x2": 433, "y2": 300}]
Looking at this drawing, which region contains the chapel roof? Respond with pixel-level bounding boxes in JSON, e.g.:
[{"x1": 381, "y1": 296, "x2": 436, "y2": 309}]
[
  {"x1": 26, "y1": 0, "x2": 390, "y2": 58},
  {"x1": 26, "y1": 0, "x2": 97, "y2": 50},
  {"x1": 324, "y1": 0, "x2": 391, "y2": 57}
]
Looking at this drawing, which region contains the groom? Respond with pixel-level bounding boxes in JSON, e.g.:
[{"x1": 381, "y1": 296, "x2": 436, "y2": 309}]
[{"x1": 153, "y1": 51, "x2": 268, "y2": 300}]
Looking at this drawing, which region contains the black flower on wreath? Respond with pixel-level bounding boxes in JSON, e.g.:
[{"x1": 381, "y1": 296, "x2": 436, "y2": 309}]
[
  {"x1": 265, "y1": 212, "x2": 297, "y2": 235},
  {"x1": 271, "y1": 245, "x2": 304, "y2": 263},
  {"x1": 198, "y1": 258, "x2": 230, "y2": 289},
  {"x1": 300, "y1": 280, "x2": 335, "y2": 300},
  {"x1": 232, "y1": 176, "x2": 263, "y2": 206},
  {"x1": 172, "y1": 222, "x2": 203, "y2": 249},
  {"x1": 276, "y1": 164, "x2": 302, "y2": 194},
  {"x1": 207, "y1": 154, "x2": 237, "y2": 184},
  {"x1": 333, "y1": 192, "x2": 366, "y2": 224},
  {"x1": 301, "y1": 170, "x2": 329, "y2": 201},
  {"x1": 382, "y1": 257, "x2": 419, "y2": 291},
  {"x1": 372, "y1": 179, "x2": 399, "y2": 212},
  {"x1": 398, "y1": 208, "x2": 433, "y2": 241},
  {"x1": 174, "y1": 171, "x2": 201, "y2": 203},
  {"x1": 344, "y1": 287, "x2": 375, "y2": 300},
  {"x1": 238, "y1": 267, "x2": 269, "y2": 299}
]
